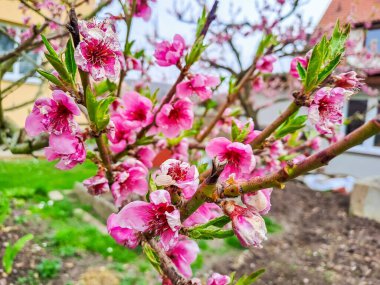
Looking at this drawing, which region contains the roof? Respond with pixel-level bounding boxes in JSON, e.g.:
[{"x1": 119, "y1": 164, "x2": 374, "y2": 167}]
[{"x1": 317, "y1": 0, "x2": 380, "y2": 29}]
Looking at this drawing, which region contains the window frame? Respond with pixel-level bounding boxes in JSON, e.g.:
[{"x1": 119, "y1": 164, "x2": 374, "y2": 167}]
[
  {"x1": 342, "y1": 96, "x2": 380, "y2": 156},
  {"x1": 0, "y1": 22, "x2": 42, "y2": 84}
]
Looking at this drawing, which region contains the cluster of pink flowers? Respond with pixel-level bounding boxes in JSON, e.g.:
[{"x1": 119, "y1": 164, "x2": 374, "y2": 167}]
[
  {"x1": 154, "y1": 34, "x2": 186, "y2": 67},
  {"x1": 25, "y1": 90, "x2": 86, "y2": 170}
]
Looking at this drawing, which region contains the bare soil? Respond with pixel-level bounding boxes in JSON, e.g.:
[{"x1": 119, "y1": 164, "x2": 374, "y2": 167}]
[{"x1": 212, "y1": 181, "x2": 380, "y2": 285}]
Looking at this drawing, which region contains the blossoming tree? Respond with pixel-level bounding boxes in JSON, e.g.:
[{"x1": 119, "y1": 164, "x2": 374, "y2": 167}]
[{"x1": 2, "y1": 0, "x2": 380, "y2": 284}]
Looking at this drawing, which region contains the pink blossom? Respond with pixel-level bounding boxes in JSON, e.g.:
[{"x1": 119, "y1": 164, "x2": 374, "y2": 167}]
[
  {"x1": 206, "y1": 137, "x2": 255, "y2": 180},
  {"x1": 136, "y1": 146, "x2": 156, "y2": 168},
  {"x1": 308, "y1": 87, "x2": 345, "y2": 135},
  {"x1": 256, "y1": 55, "x2": 276, "y2": 73},
  {"x1": 165, "y1": 237, "x2": 199, "y2": 278},
  {"x1": 171, "y1": 139, "x2": 189, "y2": 162},
  {"x1": 223, "y1": 202, "x2": 267, "y2": 248},
  {"x1": 334, "y1": 71, "x2": 362, "y2": 89},
  {"x1": 25, "y1": 90, "x2": 80, "y2": 137},
  {"x1": 176, "y1": 74, "x2": 220, "y2": 101},
  {"x1": 207, "y1": 273, "x2": 231, "y2": 285},
  {"x1": 116, "y1": 190, "x2": 181, "y2": 250},
  {"x1": 108, "y1": 114, "x2": 137, "y2": 153},
  {"x1": 290, "y1": 56, "x2": 308, "y2": 79},
  {"x1": 107, "y1": 213, "x2": 140, "y2": 249},
  {"x1": 74, "y1": 19, "x2": 125, "y2": 81},
  {"x1": 131, "y1": 0, "x2": 154, "y2": 21},
  {"x1": 154, "y1": 34, "x2": 186, "y2": 67},
  {"x1": 126, "y1": 56, "x2": 142, "y2": 70},
  {"x1": 183, "y1": 203, "x2": 222, "y2": 227},
  {"x1": 154, "y1": 159, "x2": 199, "y2": 197},
  {"x1": 242, "y1": 188, "x2": 272, "y2": 215},
  {"x1": 252, "y1": 76, "x2": 265, "y2": 92},
  {"x1": 45, "y1": 133, "x2": 86, "y2": 170},
  {"x1": 156, "y1": 99, "x2": 194, "y2": 138},
  {"x1": 83, "y1": 170, "x2": 110, "y2": 195},
  {"x1": 121, "y1": 91, "x2": 153, "y2": 128},
  {"x1": 111, "y1": 158, "x2": 148, "y2": 207}
]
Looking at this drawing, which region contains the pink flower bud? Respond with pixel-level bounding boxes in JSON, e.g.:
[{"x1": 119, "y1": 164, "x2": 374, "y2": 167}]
[
  {"x1": 223, "y1": 202, "x2": 267, "y2": 248},
  {"x1": 242, "y1": 188, "x2": 272, "y2": 215},
  {"x1": 207, "y1": 272, "x2": 231, "y2": 285},
  {"x1": 154, "y1": 34, "x2": 186, "y2": 67},
  {"x1": 334, "y1": 71, "x2": 362, "y2": 89}
]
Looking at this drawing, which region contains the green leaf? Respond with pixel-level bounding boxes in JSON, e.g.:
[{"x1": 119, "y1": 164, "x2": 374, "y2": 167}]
[
  {"x1": 86, "y1": 86, "x2": 97, "y2": 123},
  {"x1": 45, "y1": 53, "x2": 72, "y2": 84},
  {"x1": 263, "y1": 216, "x2": 282, "y2": 234},
  {"x1": 204, "y1": 99, "x2": 218, "y2": 110},
  {"x1": 94, "y1": 80, "x2": 117, "y2": 96},
  {"x1": 0, "y1": 196, "x2": 10, "y2": 225},
  {"x1": 142, "y1": 243, "x2": 162, "y2": 275},
  {"x1": 187, "y1": 226, "x2": 234, "y2": 240},
  {"x1": 235, "y1": 269, "x2": 266, "y2": 285},
  {"x1": 274, "y1": 111, "x2": 308, "y2": 139},
  {"x1": 41, "y1": 35, "x2": 58, "y2": 58},
  {"x1": 196, "y1": 215, "x2": 230, "y2": 229},
  {"x1": 2, "y1": 234, "x2": 34, "y2": 274},
  {"x1": 136, "y1": 135, "x2": 155, "y2": 146},
  {"x1": 185, "y1": 36, "x2": 208, "y2": 65},
  {"x1": 65, "y1": 38, "x2": 77, "y2": 79},
  {"x1": 256, "y1": 34, "x2": 277, "y2": 57},
  {"x1": 37, "y1": 70, "x2": 62, "y2": 86},
  {"x1": 195, "y1": 6, "x2": 207, "y2": 38},
  {"x1": 231, "y1": 120, "x2": 239, "y2": 141},
  {"x1": 317, "y1": 53, "x2": 342, "y2": 84},
  {"x1": 296, "y1": 61, "x2": 306, "y2": 81}
]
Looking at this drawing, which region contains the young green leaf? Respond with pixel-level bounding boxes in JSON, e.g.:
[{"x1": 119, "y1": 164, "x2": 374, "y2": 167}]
[
  {"x1": 45, "y1": 53, "x2": 72, "y2": 84},
  {"x1": 37, "y1": 70, "x2": 62, "y2": 86},
  {"x1": 235, "y1": 269, "x2": 266, "y2": 285},
  {"x1": 41, "y1": 35, "x2": 58, "y2": 58},
  {"x1": 296, "y1": 61, "x2": 306, "y2": 81},
  {"x1": 65, "y1": 38, "x2": 77, "y2": 79},
  {"x1": 231, "y1": 120, "x2": 240, "y2": 141}
]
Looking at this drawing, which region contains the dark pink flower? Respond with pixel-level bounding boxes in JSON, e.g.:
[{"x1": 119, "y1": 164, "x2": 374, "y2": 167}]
[
  {"x1": 242, "y1": 188, "x2": 273, "y2": 215},
  {"x1": 308, "y1": 87, "x2": 345, "y2": 135},
  {"x1": 83, "y1": 170, "x2": 110, "y2": 195},
  {"x1": 126, "y1": 56, "x2": 142, "y2": 71},
  {"x1": 206, "y1": 137, "x2": 255, "y2": 180},
  {"x1": 108, "y1": 114, "x2": 137, "y2": 153},
  {"x1": 121, "y1": 91, "x2": 153, "y2": 128},
  {"x1": 176, "y1": 74, "x2": 220, "y2": 101},
  {"x1": 207, "y1": 273, "x2": 231, "y2": 285},
  {"x1": 252, "y1": 76, "x2": 265, "y2": 92},
  {"x1": 136, "y1": 146, "x2": 156, "y2": 168},
  {"x1": 111, "y1": 158, "x2": 148, "y2": 207},
  {"x1": 256, "y1": 55, "x2": 276, "y2": 73},
  {"x1": 334, "y1": 71, "x2": 362, "y2": 89},
  {"x1": 154, "y1": 159, "x2": 199, "y2": 197},
  {"x1": 165, "y1": 237, "x2": 199, "y2": 278},
  {"x1": 45, "y1": 133, "x2": 86, "y2": 170},
  {"x1": 116, "y1": 190, "x2": 181, "y2": 250},
  {"x1": 107, "y1": 213, "x2": 140, "y2": 249},
  {"x1": 171, "y1": 139, "x2": 189, "y2": 162},
  {"x1": 156, "y1": 99, "x2": 194, "y2": 138},
  {"x1": 290, "y1": 56, "x2": 308, "y2": 79},
  {"x1": 25, "y1": 90, "x2": 80, "y2": 137},
  {"x1": 183, "y1": 203, "x2": 221, "y2": 227},
  {"x1": 131, "y1": 0, "x2": 154, "y2": 21},
  {"x1": 223, "y1": 202, "x2": 267, "y2": 248},
  {"x1": 74, "y1": 20, "x2": 125, "y2": 81},
  {"x1": 154, "y1": 34, "x2": 186, "y2": 67}
]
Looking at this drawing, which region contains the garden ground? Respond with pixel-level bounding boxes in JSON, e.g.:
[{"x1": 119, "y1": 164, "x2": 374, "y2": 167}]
[{"x1": 0, "y1": 159, "x2": 379, "y2": 285}]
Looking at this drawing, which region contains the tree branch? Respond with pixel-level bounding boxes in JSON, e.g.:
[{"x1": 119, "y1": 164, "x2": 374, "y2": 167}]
[{"x1": 222, "y1": 116, "x2": 380, "y2": 197}]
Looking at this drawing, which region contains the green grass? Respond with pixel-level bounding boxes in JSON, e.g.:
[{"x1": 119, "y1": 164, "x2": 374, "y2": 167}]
[{"x1": 0, "y1": 159, "x2": 97, "y2": 194}]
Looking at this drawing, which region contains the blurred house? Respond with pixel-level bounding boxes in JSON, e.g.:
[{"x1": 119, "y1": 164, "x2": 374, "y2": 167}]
[
  {"x1": 258, "y1": 0, "x2": 380, "y2": 178},
  {"x1": 0, "y1": 0, "x2": 95, "y2": 128}
]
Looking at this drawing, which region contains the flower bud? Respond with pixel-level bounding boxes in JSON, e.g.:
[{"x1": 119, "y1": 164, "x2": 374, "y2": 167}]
[
  {"x1": 241, "y1": 188, "x2": 272, "y2": 215},
  {"x1": 222, "y1": 201, "x2": 267, "y2": 248}
]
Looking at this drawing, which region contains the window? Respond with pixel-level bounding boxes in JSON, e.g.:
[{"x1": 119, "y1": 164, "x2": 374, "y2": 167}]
[
  {"x1": 343, "y1": 97, "x2": 380, "y2": 155},
  {"x1": 0, "y1": 24, "x2": 41, "y2": 83},
  {"x1": 365, "y1": 28, "x2": 380, "y2": 53}
]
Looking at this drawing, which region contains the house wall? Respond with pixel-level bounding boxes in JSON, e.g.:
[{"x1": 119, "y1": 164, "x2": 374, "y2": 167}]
[
  {"x1": 257, "y1": 96, "x2": 380, "y2": 179},
  {"x1": 0, "y1": 0, "x2": 95, "y2": 127}
]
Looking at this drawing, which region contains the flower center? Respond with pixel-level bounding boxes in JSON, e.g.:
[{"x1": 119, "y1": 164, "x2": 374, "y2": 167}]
[
  {"x1": 167, "y1": 163, "x2": 188, "y2": 181},
  {"x1": 147, "y1": 203, "x2": 175, "y2": 235}
]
